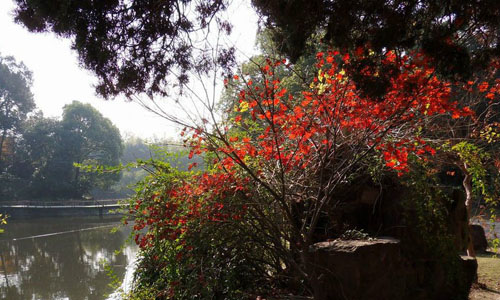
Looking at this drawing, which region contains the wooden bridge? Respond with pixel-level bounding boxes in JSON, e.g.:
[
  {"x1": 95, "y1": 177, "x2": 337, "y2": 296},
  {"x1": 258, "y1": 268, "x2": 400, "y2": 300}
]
[{"x1": 0, "y1": 199, "x2": 125, "y2": 218}]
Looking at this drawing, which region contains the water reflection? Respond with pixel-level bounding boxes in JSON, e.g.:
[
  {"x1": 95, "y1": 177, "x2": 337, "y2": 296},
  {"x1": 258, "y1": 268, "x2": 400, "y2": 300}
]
[{"x1": 0, "y1": 216, "x2": 136, "y2": 300}]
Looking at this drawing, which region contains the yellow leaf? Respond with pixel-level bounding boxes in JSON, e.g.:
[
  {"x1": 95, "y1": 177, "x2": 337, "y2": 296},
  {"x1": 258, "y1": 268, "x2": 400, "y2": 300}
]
[{"x1": 239, "y1": 101, "x2": 249, "y2": 112}]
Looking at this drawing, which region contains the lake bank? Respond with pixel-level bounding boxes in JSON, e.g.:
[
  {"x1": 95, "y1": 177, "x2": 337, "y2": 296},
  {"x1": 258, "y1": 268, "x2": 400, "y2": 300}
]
[{"x1": 0, "y1": 199, "x2": 124, "y2": 219}]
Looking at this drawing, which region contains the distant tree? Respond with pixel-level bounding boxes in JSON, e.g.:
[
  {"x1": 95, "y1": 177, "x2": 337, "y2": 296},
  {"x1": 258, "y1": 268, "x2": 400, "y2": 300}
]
[
  {"x1": 0, "y1": 55, "x2": 35, "y2": 168},
  {"x1": 101, "y1": 137, "x2": 206, "y2": 199},
  {"x1": 121, "y1": 137, "x2": 152, "y2": 165},
  {"x1": 9, "y1": 113, "x2": 61, "y2": 199},
  {"x1": 2, "y1": 103, "x2": 124, "y2": 200},
  {"x1": 95, "y1": 136, "x2": 152, "y2": 199},
  {"x1": 58, "y1": 101, "x2": 124, "y2": 198}
]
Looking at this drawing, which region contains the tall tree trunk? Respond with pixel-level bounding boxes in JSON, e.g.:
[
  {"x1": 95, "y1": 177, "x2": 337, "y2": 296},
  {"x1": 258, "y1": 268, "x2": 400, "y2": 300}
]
[
  {"x1": 0, "y1": 107, "x2": 11, "y2": 171},
  {"x1": 461, "y1": 163, "x2": 476, "y2": 257},
  {"x1": 0, "y1": 129, "x2": 7, "y2": 171},
  {"x1": 72, "y1": 159, "x2": 81, "y2": 198}
]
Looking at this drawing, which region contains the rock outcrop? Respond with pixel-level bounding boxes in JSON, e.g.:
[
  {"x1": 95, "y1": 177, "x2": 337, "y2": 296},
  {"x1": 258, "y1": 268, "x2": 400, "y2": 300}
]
[
  {"x1": 470, "y1": 224, "x2": 488, "y2": 253},
  {"x1": 306, "y1": 176, "x2": 476, "y2": 300},
  {"x1": 308, "y1": 238, "x2": 404, "y2": 300}
]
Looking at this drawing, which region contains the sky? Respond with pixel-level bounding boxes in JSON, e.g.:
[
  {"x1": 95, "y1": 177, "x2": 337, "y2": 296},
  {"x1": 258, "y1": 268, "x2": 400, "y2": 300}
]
[{"x1": 0, "y1": 1, "x2": 259, "y2": 141}]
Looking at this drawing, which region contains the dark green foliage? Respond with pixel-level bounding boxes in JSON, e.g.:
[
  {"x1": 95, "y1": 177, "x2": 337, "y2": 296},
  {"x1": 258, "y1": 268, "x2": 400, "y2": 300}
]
[
  {"x1": 0, "y1": 55, "x2": 35, "y2": 169},
  {"x1": 10, "y1": 114, "x2": 61, "y2": 198},
  {"x1": 12, "y1": 0, "x2": 500, "y2": 99},
  {"x1": 1, "y1": 102, "x2": 124, "y2": 200},
  {"x1": 0, "y1": 54, "x2": 35, "y2": 199},
  {"x1": 398, "y1": 163, "x2": 470, "y2": 299},
  {"x1": 13, "y1": 0, "x2": 234, "y2": 98},
  {"x1": 251, "y1": 0, "x2": 326, "y2": 62}
]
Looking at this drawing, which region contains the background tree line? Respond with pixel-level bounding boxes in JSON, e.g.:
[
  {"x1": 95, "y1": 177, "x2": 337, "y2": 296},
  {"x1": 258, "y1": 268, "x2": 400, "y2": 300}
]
[
  {"x1": 0, "y1": 55, "x2": 124, "y2": 201},
  {"x1": 0, "y1": 54, "x2": 203, "y2": 201}
]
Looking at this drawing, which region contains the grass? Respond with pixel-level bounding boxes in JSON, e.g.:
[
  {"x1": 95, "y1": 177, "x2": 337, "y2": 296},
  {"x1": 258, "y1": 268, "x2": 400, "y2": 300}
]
[
  {"x1": 469, "y1": 253, "x2": 500, "y2": 300},
  {"x1": 477, "y1": 253, "x2": 500, "y2": 291}
]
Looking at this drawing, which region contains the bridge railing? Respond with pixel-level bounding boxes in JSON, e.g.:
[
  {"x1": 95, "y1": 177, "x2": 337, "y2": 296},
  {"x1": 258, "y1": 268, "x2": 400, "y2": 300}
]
[{"x1": 0, "y1": 199, "x2": 124, "y2": 207}]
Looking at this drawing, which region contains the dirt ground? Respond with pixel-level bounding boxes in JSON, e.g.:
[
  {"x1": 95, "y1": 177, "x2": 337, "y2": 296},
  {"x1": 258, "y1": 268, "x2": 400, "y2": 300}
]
[{"x1": 469, "y1": 285, "x2": 500, "y2": 300}]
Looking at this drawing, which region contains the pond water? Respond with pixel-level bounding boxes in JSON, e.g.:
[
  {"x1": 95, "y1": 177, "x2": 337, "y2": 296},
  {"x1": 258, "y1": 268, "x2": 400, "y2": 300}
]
[{"x1": 0, "y1": 216, "x2": 137, "y2": 300}]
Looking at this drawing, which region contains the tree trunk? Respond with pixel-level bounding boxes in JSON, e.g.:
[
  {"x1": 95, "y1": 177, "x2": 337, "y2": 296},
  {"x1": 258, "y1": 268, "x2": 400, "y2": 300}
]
[
  {"x1": 73, "y1": 160, "x2": 81, "y2": 198},
  {"x1": 0, "y1": 107, "x2": 11, "y2": 170},
  {"x1": 0, "y1": 129, "x2": 7, "y2": 170},
  {"x1": 461, "y1": 164, "x2": 476, "y2": 257}
]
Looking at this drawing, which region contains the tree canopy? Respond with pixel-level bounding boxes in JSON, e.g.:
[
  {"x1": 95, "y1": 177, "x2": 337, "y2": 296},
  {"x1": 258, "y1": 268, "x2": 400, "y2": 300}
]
[
  {"x1": 57, "y1": 101, "x2": 124, "y2": 197},
  {"x1": 252, "y1": 0, "x2": 500, "y2": 97},
  {"x1": 1, "y1": 101, "x2": 124, "y2": 200},
  {"x1": 13, "y1": 0, "x2": 233, "y2": 99},
  {"x1": 12, "y1": 0, "x2": 500, "y2": 99},
  {"x1": 0, "y1": 55, "x2": 35, "y2": 167}
]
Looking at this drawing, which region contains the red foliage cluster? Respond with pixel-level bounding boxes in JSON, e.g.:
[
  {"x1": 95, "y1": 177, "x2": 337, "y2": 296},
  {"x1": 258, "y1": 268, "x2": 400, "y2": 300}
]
[
  {"x1": 185, "y1": 50, "x2": 472, "y2": 177},
  {"x1": 131, "y1": 172, "x2": 249, "y2": 250}
]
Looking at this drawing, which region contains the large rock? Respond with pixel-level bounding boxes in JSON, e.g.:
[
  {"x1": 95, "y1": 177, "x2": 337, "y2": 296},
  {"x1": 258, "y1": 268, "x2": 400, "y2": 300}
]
[
  {"x1": 315, "y1": 181, "x2": 474, "y2": 299},
  {"x1": 307, "y1": 237, "x2": 404, "y2": 300},
  {"x1": 470, "y1": 224, "x2": 488, "y2": 253},
  {"x1": 307, "y1": 237, "x2": 474, "y2": 300}
]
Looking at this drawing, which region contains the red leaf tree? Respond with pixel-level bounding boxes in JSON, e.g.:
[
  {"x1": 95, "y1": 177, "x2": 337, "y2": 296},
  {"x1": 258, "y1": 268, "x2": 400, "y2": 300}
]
[{"x1": 129, "y1": 49, "x2": 475, "y2": 297}]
